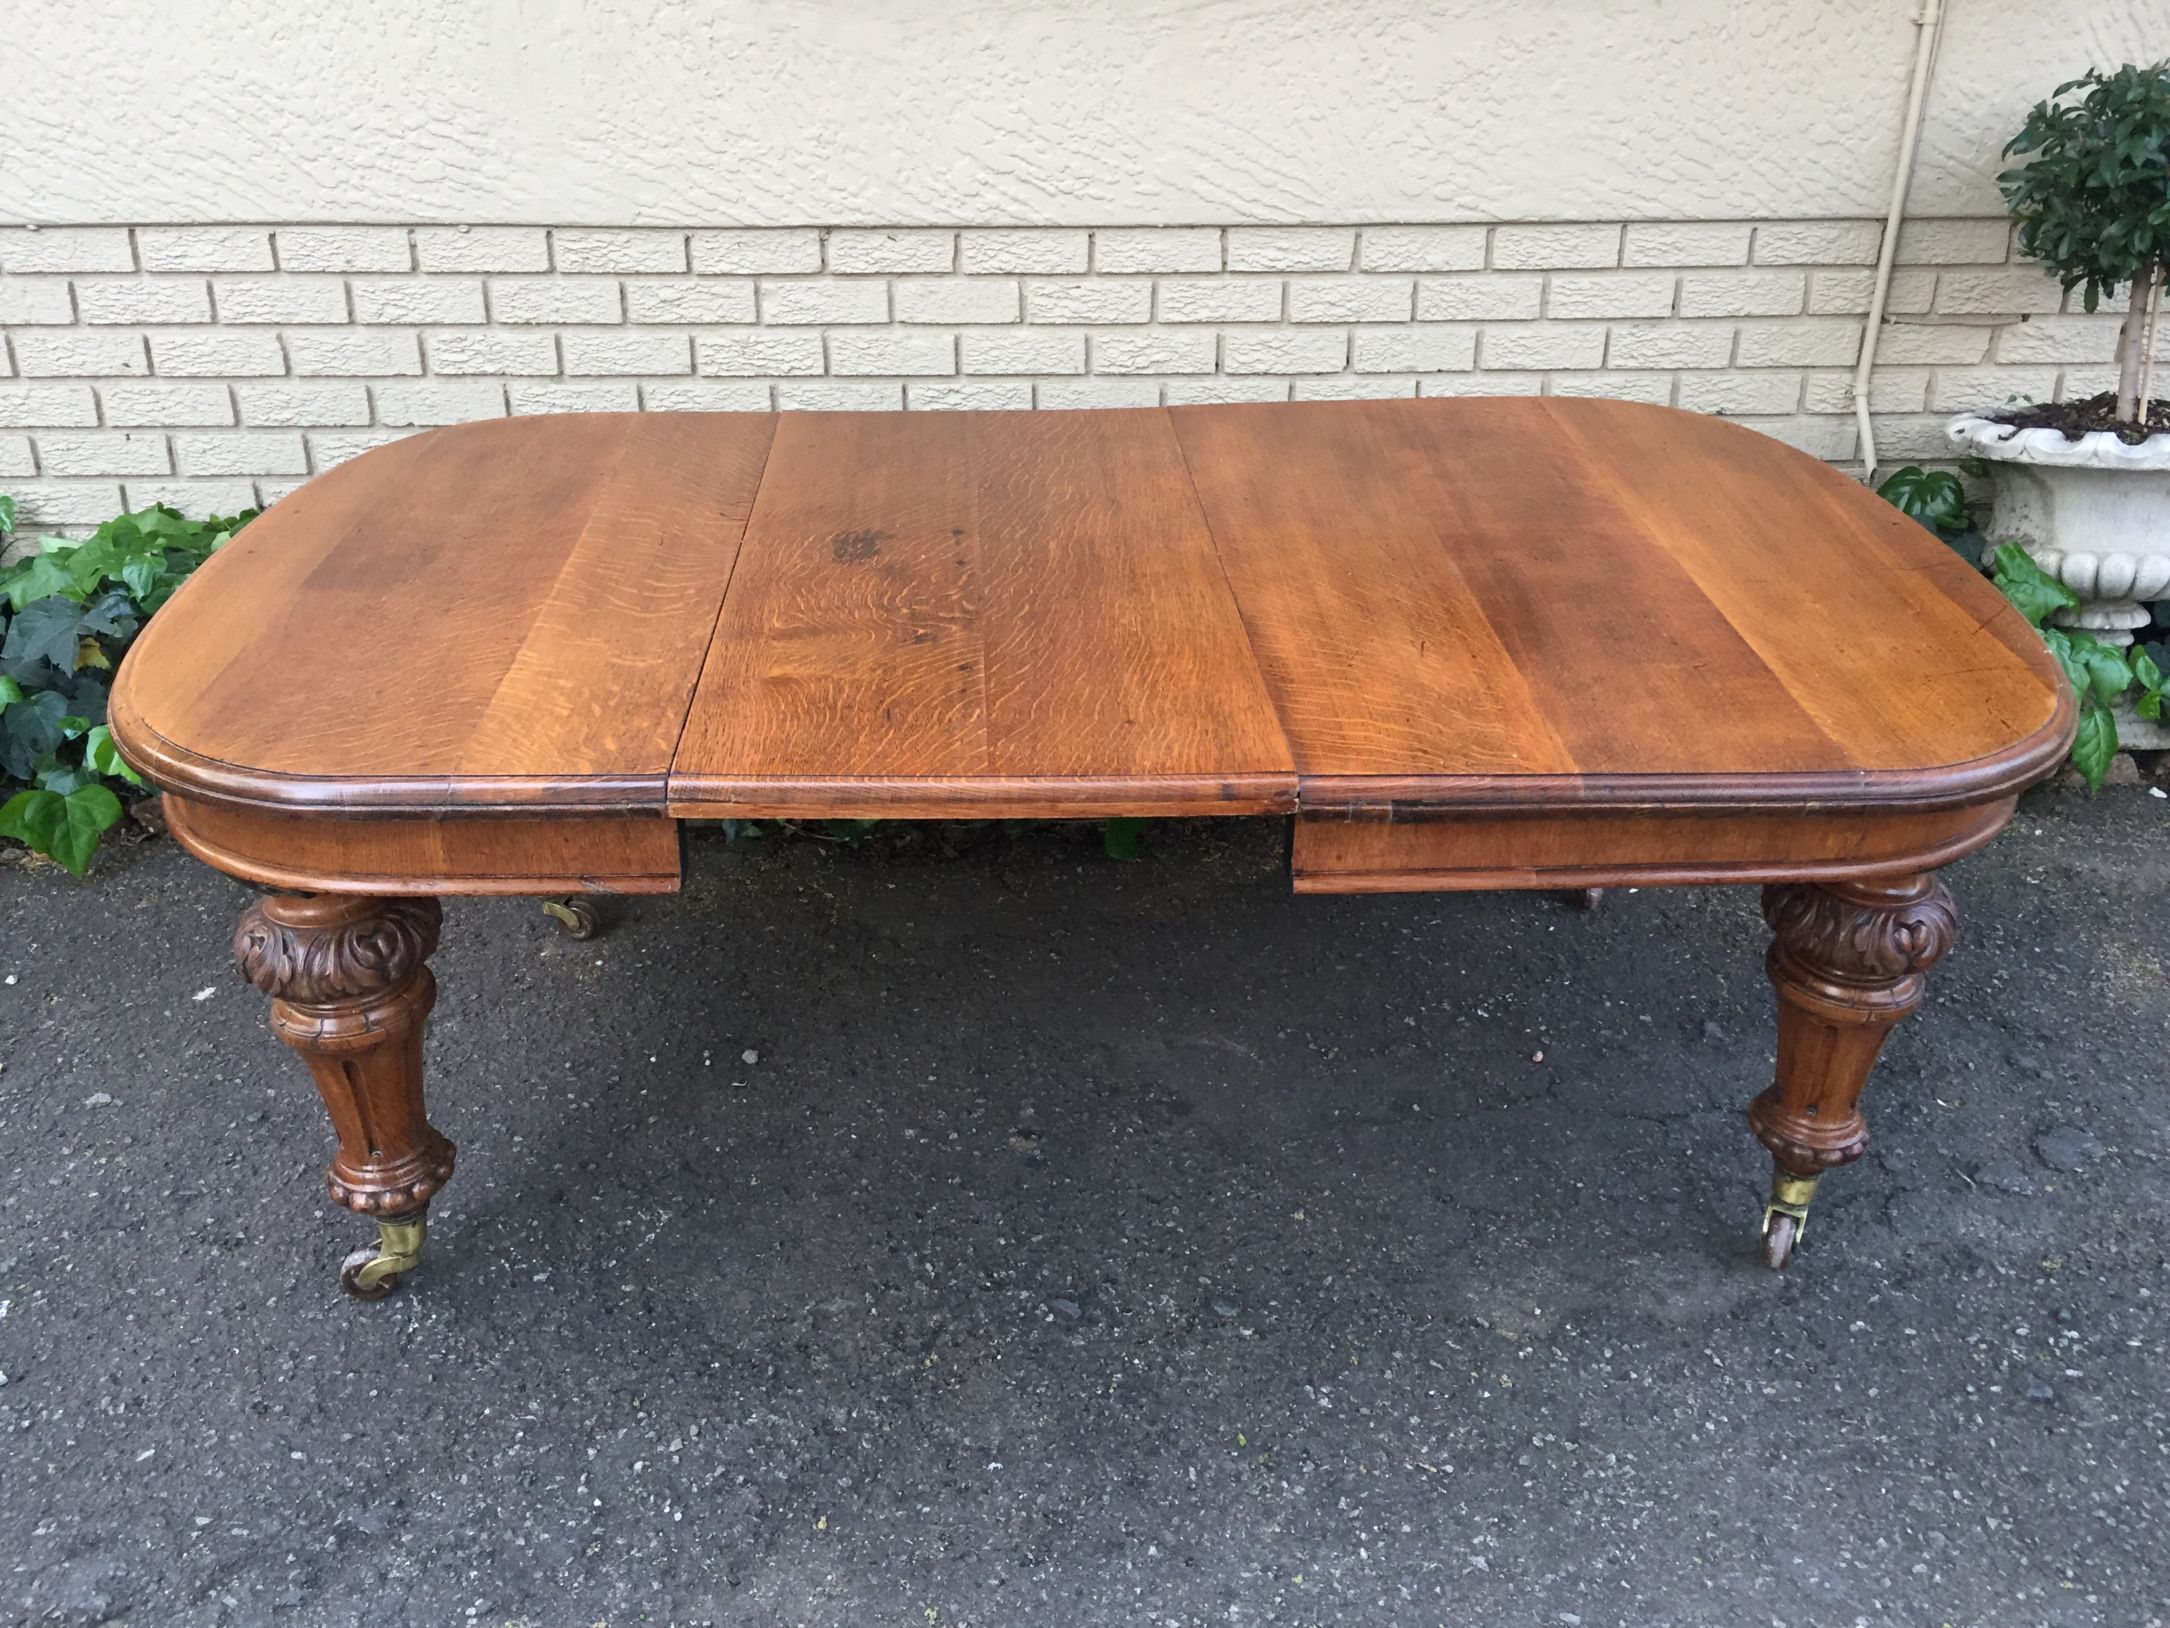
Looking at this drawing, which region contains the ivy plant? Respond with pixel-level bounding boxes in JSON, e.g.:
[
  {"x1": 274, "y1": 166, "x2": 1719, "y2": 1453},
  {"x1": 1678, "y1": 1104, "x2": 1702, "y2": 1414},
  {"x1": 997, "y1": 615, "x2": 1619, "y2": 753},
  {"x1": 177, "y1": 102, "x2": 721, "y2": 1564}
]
[
  {"x1": 0, "y1": 498, "x2": 256, "y2": 873},
  {"x1": 1876, "y1": 467, "x2": 2163, "y2": 792},
  {"x1": 1999, "y1": 62, "x2": 2170, "y2": 424}
]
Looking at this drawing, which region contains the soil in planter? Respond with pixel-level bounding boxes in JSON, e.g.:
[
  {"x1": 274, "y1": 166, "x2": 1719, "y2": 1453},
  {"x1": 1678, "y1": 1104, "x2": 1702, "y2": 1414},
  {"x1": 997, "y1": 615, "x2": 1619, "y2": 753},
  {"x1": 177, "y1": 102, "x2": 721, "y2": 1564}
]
[{"x1": 1990, "y1": 390, "x2": 2170, "y2": 443}]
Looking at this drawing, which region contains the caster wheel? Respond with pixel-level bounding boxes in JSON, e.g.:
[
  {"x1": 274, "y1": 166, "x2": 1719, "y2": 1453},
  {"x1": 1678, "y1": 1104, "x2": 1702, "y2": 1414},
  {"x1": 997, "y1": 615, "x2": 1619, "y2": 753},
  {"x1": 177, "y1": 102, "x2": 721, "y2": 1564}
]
[
  {"x1": 1575, "y1": 887, "x2": 1607, "y2": 912},
  {"x1": 1761, "y1": 1212, "x2": 1802, "y2": 1270},
  {"x1": 339, "y1": 1246, "x2": 403, "y2": 1300},
  {"x1": 542, "y1": 897, "x2": 599, "y2": 940}
]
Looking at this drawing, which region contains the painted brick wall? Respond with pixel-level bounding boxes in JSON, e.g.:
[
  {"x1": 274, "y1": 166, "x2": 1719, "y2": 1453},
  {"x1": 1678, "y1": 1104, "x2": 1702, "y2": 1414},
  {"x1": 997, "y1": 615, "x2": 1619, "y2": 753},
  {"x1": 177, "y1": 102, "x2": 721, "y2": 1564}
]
[{"x1": 0, "y1": 217, "x2": 2139, "y2": 533}]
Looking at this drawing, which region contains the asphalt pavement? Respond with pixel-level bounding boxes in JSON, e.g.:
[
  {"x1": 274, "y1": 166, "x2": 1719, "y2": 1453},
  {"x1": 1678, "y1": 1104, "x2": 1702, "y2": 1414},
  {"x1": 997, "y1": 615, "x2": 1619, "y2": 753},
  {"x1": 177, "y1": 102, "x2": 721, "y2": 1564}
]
[{"x1": 2, "y1": 784, "x2": 2165, "y2": 1627}]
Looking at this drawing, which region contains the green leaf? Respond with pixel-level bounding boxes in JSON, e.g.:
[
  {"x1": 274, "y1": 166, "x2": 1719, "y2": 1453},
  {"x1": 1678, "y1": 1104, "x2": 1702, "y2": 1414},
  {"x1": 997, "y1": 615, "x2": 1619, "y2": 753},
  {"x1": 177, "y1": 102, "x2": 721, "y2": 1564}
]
[
  {"x1": 0, "y1": 674, "x2": 21, "y2": 706},
  {"x1": 35, "y1": 760, "x2": 98, "y2": 795},
  {"x1": 118, "y1": 556, "x2": 161, "y2": 602},
  {"x1": 0, "y1": 788, "x2": 57, "y2": 846},
  {"x1": 0, "y1": 596, "x2": 90, "y2": 676},
  {"x1": 2040, "y1": 627, "x2": 2089, "y2": 699},
  {"x1": 1939, "y1": 526, "x2": 1986, "y2": 567},
  {"x1": 1, "y1": 687, "x2": 69, "y2": 780},
  {"x1": 2066, "y1": 633, "x2": 2135, "y2": 705},
  {"x1": 2130, "y1": 645, "x2": 2164, "y2": 693},
  {"x1": 0, "y1": 494, "x2": 15, "y2": 536},
  {"x1": 2133, "y1": 642, "x2": 2166, "y2": 721},
  {"x1": 1998, "y1": 62, "x2": 2170, "y2": 321},
  {"x1": 78, "y1": 585, "x2": 138, "y2": 639},
  {"x1": 2069, "y1": 702, "x2": 2118, "y2": 794},
  {"x1": 2, "y1": 552, "x2": 75, "y2": 612},
  {"x1": 1990, "y1": 542, "x2": 2080, "y2": 626},
  {"x1": 58, "y1": 533, "x2": 122, "y2": 597},
  {"x1": 0, "y1": 782, "x2": 122, "y2": 875},
  {"x1": 132, "y1": 504, "x2": 188, "y2": 539},
  {"x1": 58, "y1": 669, "x2": 108, "y2": 729},
  {"x1": 83, "y1": 723, "x2": 143, "y2": 786},
  {"x1": 1875, "y1": 465, "x2": 1970, "y2": 532},
  {"x1": 1102, "y1": 817, "x2": 1145, "y2": 861}
]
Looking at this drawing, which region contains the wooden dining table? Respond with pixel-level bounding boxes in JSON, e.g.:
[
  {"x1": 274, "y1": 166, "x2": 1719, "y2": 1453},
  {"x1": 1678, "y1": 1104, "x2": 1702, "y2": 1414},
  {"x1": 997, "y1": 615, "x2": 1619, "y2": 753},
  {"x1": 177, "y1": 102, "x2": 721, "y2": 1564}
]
[{"x1": 108, "y1": 398, "x2": 2072, "y2": 1298}]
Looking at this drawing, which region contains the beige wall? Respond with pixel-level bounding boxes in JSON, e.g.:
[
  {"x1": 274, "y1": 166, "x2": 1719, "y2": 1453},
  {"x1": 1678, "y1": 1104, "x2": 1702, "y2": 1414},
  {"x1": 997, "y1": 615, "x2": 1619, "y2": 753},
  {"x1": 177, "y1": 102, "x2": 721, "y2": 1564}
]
[
  {"x1": 3, "y1": 1, "x2": 2168, "y2": 536},
  {"x1": 3, "y1": 0, "x2": 2164, "y2": 227}
]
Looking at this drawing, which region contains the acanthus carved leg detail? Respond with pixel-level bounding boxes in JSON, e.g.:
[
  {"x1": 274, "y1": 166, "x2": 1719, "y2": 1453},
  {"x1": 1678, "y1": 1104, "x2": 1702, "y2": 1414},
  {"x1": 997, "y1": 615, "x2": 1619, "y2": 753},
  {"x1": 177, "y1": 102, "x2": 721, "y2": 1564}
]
[
  {"x1": 233, "y1": 893, "x2": 454, "y2": 1299},
  {"x1": 1748, "y1": 874, "x2": 1956, "y2": 1269}
]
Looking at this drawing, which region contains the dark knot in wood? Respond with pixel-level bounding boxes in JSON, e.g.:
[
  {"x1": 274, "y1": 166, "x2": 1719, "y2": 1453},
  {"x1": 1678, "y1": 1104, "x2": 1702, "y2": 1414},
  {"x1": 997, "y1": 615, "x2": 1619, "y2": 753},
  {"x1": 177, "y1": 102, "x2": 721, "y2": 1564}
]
[{"x1": 234, "y1": 894, "x2": 443, "y2": 1007}]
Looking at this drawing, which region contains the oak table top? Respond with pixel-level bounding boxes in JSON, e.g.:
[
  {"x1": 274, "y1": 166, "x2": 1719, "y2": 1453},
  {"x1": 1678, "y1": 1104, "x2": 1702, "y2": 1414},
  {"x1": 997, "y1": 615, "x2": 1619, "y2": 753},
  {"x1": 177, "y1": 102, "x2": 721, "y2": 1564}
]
[
  {"x1": 112, "y1": 398, "x2": 2069, "y2": 852},
  {"x1": 105, "y1": 398, "x2": 2077, "y2": 1292}
]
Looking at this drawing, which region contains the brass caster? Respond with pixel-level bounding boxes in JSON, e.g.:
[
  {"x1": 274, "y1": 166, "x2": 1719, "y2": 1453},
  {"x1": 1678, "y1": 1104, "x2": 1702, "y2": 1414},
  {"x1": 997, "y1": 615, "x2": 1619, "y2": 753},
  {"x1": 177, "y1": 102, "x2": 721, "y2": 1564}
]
[
  {"x1": 1761, "y1": 1211, "x2": 1803, "y2": 1270},
  {"x1": 338, "y1": 1213, "x2": 428, "y2": 1300},
  {"x1": 1760, "y1": 1169, "x2": 1818, "y2": 1270},
  {"x1": 542, "y1": 896, "x2": 599, "y2": 940}
]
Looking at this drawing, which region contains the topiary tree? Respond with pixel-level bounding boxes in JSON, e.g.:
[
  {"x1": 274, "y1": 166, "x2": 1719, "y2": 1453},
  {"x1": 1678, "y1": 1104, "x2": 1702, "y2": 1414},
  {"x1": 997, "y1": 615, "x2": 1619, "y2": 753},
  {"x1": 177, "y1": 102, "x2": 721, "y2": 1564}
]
[{"x1": 1999, "y1": 62, "x2": 2170, "y2": 427}]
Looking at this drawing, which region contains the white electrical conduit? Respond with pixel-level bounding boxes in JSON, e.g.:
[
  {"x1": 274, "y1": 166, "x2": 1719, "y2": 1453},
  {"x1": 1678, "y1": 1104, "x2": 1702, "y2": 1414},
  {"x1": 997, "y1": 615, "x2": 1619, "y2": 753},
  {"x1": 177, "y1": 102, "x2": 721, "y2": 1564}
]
[{"x1": 1857, "y1": 0, "x2": 1947, "y2": 481}]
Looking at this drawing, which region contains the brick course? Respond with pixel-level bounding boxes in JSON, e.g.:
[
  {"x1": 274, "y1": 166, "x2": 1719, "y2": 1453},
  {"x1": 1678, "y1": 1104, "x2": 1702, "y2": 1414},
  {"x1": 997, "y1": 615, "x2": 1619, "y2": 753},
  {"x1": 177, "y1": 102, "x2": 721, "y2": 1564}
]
[{"x1": 0, "y1": 216, "x2": 2128, "y2": 528}]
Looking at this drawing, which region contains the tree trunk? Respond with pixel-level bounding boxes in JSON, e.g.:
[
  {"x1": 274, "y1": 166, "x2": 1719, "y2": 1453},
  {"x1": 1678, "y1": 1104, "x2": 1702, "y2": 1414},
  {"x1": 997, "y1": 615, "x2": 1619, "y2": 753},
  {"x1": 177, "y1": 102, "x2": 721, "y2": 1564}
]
[
  {"x1": 2117, "y1": 269, "x2": 2154, "y2": 424},
  {"x1": 2137, "y1": 269, "x2": 2163, "y2": 433}
]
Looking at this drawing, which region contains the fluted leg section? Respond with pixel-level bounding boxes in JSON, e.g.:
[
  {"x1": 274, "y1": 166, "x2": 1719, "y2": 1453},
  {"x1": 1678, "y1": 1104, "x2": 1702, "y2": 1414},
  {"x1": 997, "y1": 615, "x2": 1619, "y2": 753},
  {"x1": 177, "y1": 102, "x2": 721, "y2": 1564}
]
[
  {"x1": 234, "y1": 894, "x2": 454, "y2": 1297},
  {"x1": 1747, "y1": 874, "x2": 1957, "y2": 1268}
]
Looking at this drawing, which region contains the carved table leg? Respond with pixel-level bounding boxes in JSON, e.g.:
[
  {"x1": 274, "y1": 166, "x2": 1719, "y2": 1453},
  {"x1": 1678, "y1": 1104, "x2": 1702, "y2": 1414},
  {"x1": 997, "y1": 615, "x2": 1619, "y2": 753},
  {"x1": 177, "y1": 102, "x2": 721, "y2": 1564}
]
[
  {"x1": 233, "y1": 894, "x2": 455, "y2": 1300},
  {"x1": 1748, "y1": 874, "x2": 1956, "y2": 1268}
]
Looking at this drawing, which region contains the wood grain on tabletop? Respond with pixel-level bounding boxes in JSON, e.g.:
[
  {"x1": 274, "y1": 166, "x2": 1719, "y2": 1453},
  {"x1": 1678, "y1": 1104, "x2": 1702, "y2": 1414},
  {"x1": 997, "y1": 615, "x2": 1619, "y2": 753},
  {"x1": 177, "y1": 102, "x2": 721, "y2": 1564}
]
[
  {"x1": 667, "y1": 408, "x2": 1296, "y2": 816},
  {"x1": 110, "y1": 411, "x2": 774, "y2": 810},
  {"x1": 112, "y1": 399, "x2": 2069, "y2": 846},
  {"x1": 1170, "y1": 396, "x2": 2069, "y2": 808}
]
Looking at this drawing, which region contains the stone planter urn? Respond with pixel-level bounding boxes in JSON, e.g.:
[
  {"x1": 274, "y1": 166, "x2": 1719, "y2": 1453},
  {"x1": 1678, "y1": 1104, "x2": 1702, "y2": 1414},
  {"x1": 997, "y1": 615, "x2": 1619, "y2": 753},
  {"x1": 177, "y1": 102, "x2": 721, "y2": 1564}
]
[{"x1": 1946, "y1": 414, "x2": 2170, "y2": 748}]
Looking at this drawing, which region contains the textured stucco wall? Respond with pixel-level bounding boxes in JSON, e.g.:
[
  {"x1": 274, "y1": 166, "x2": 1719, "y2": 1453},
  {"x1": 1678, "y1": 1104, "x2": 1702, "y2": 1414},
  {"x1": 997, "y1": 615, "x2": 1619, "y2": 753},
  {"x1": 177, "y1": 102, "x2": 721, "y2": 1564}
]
[
  {"x1": 5, "y1": 0, "x2": 2170, "y2": 539},
  {"x1": 4, "y1": 0, "x2": 2164, "y2": 228}
]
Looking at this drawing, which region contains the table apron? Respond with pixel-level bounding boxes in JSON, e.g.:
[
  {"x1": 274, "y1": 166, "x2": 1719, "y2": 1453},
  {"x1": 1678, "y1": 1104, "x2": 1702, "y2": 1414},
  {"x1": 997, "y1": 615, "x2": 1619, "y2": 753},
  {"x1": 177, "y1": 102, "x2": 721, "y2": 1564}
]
[
  {"x1": 163, "y1": 792, "x2": 2016, "y2": 898},
  {"x1": 163, "y1": 796, "x2": 682, "y2": 896},
  {"x1": 1290, "y1": 799, "x2": 2016, "y2": 893}
]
